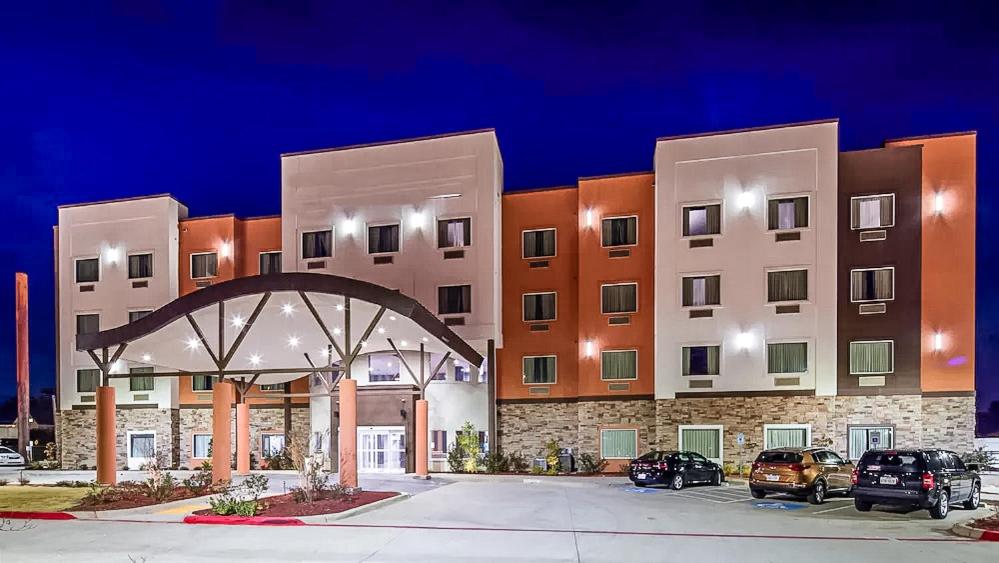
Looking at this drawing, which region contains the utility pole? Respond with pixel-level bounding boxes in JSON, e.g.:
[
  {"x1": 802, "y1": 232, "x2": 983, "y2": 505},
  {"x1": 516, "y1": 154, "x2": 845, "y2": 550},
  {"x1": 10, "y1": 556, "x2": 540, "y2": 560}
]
[{"x1": 15, "y1": 273, "x2": 30, "y2": 459}]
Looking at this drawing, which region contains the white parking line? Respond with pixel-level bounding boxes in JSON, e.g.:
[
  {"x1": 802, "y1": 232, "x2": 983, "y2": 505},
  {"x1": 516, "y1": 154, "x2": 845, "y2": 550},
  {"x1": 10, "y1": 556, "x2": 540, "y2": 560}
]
[
  {"x1": 675, "y1": 489, "x2": 753, "y2": 504},
  {"x1": 813, "y1": 504, "x2": 855, "y2": 514}
]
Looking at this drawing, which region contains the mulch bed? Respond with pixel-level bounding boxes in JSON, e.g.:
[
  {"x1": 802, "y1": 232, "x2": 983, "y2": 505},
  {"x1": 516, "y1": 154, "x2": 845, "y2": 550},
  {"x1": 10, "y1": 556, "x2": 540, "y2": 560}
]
[
  {"x1": 193, "y1": 491, "x2": 398, "y2": 518},
  {"x1": 971, "y1": 516, "x2": 999, "y2": 532},
  {"x1": 70, "y1": 484, "x2": 202, "y2": 511}
]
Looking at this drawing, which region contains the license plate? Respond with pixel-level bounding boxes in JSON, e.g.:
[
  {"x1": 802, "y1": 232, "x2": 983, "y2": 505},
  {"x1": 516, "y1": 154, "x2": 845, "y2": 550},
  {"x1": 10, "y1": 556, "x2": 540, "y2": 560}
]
[
  {"x1": 765, "y1": 474, "x2": 780, "y2": 482},
  {"x1": 637, "y1": 473, "x2": 647, "y2": 480},
  {"x1": 879, "y1": 475, "x2": 898, "y2": 485}
]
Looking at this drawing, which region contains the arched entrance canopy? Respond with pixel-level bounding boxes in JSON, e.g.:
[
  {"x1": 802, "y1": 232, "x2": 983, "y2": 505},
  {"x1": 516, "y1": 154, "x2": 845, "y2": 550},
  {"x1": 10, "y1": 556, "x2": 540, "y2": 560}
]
[{"x1": 76, "y1": 272, "x2": 484, "y2": 385}]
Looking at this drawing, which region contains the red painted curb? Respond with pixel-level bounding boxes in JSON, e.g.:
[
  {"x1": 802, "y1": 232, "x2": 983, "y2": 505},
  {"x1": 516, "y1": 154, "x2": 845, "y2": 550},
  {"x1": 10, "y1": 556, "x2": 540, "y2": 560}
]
[
  {"x1": 980, "y1": 529, "x2": 999, "y2": 542},
  {"x1": 0, "y1": 511, "x2": 77, "y2": 520},
  {"x1": 182, "y1": 515, "x2": 304, "y2": 526}
]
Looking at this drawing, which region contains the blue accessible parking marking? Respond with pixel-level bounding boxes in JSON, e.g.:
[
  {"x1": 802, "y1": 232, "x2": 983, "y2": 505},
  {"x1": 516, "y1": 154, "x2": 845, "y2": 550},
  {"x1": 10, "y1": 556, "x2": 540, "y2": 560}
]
[
  {"x1": 753, "y1": 501, "x2": 807, "y2": 511},
  {"x1": 624, "y1": 486, "x2": 661, "y2": 494}
]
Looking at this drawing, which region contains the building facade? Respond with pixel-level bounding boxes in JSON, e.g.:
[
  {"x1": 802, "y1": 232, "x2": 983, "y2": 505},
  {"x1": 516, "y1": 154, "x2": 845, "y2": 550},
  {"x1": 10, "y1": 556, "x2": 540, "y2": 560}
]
[{"x1": 55, "y1": 123, "x2": 977, "y2": 473}]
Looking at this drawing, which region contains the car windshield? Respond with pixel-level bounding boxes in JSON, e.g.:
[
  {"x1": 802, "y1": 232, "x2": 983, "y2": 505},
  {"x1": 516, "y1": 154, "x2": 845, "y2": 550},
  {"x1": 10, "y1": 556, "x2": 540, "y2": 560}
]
[
  {"x1": 0, "y1": 446, "x2": 14, "y2": 454},
  {"x1": 860, "y1": 452, "x2": 922, "y2": 472},
  {"x1": 757, "y1": 451, "x2": 802, "y2": 464}
]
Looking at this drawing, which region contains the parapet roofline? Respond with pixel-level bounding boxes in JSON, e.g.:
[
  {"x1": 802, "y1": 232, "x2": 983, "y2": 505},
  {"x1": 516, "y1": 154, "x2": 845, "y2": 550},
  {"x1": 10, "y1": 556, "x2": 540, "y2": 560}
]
[
  {"x1": 884, "y1": 130, "x2": 977, "y2": 145},
  {"x1": 281, "y1": 128, "x2": 497, "y2": 158},
  {"x1": 578, "y1": 170, "x2": 654, "y2": 182},
  {"x1": 58, "y1": 193, "x2": 183, "y2": 210},
  {"x1": 656, "y1": 118, "x2": 839, "y2": 142},
  {"x1": 504, "y1": 184, "x2": 577, "y2": 195}
]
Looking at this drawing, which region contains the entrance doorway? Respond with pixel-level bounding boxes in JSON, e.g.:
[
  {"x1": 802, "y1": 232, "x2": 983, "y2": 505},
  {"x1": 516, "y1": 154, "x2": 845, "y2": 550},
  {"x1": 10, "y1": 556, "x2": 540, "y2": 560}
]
[{"x1": 358, "y1": 426, "x2": 406, "y2": 473}]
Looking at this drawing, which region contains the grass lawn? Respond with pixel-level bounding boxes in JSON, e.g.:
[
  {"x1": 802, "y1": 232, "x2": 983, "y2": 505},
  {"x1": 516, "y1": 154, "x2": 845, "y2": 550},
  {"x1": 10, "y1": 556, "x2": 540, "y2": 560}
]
[{"x1": 0, "y1": 486, "x2": 88, "y2": 512}]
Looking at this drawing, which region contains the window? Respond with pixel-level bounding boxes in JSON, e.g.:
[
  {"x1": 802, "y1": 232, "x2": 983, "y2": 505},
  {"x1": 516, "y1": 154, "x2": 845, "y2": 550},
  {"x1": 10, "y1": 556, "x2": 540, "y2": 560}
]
[
  {"x1": 848, "y1": 426, "x2": 894, "y2": 460},
  {"x1": 850, "y1": 268, "x2": 894, "y2": 302},
  {"x1": 259, "y1": 251, "x2": 282, "y2": 275},
  {"x1": 601, "y1": 283, "x2": 637, "y2": 314},
  {"x1": 128, "y1": 310, "x2": 152, "y2": 323},
  {"x1": 438, "y1": 218, "x2": 471, "y2": 248},
  {"x1": 523, "y1": 355, "x2": 556, "y2": 384},
  {"x1": 682, "y1": 204, "x2": 721, "y2": 237},
  {"x1": 262, "y1": 434, "x2": 285, "y2": 457},
  {"x1": 454, "y1": 361, "x2": 471, "y2": 382},
  {"x1": 767, "y1": 342, "x2": 808, "y2": 374},
  {"x1": 129, "y1": 433, "x2": 155, "y2": 458},
  {"x1": 522, "y1": 229, "x2": 556, "y2": 258},
  {"x1": 849, "y1": 341, "x2": 894, "y2": 375},
  {"x1": 814, "y1": 450, "x2": 847, "y2": 465},
  {"x1": 767, "y1": 196, "x2": 809, "y2": 230},
  {"x1": 77, "y1": 368, "x2": 99, "y2": 392},
  {"x1": 75, "y1": 258, "x2": 99, "y2": 283},
  {"x1": 193, "y1": 434, "x2": 212, "y2": 458},
  {"x1": 679, "y1": 425, "x2": 722, "y2": 463},
  {"x1": 126, "y1": 253, "x2": 153, "y2": 279},
  {"x1": 767, "y1": 269, "x2": 808, "y2": 303},
  {"x1": 368, "y1": 353, "x2": 400, "y2": 382},
  {"x1": 438, "y1": 285, "x2": 471, "y2": 315},
  {"x1": 600, "y1": 429, "x2": 638, "y2": 459},
  {"x1": 368, "y1": 224, "x2": 400, "y2": 254},
  {"x1": 129, "y1": 367, "x2": 154, "y2": 392},
  {"x1": 191, "y1": 252, "x2": 218, "y2": 279},
  {"x1": 682, "y1": 345, "x2": 720, "y2": 376},
  {"x1": 259, "y1": 383, "x2": 283, "y2": 392},
  {"x1": 601, "y1": 350, "x2": 637, "y2": 381},
  {"x1": 193, "y1": 375, "x2": 216, "y2": 392},
  {"x1": 302, "y1": 230, "x2": 333, "y2": 259},
  {"x1": 523, "y1": 292, "x2": 556, "y2": 322},
  {"x1": 764, "y1": 424, "x2": 811, "y2": 449},
  {"x1": 76, "y1": 313, "x2": 100, "y2": 335},
  {"x1": 851, "y1": 194, "x2": 895, "y2": 229},
  {"x1": 431, "y1": 430, "x2": 447, "y2": 455},
  {"x1": 429, "y1": 353, "x2": 447, "y2": 381},
  {"x1": 681, "y1": 275, "x2": 720, "y2": 307},
  {"x1": 601, "y1": 216, "x2": 638, "y2": 247}
]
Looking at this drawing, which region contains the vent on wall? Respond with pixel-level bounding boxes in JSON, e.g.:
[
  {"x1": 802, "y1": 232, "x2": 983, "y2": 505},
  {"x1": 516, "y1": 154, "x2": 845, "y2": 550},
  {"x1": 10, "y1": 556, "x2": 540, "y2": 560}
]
[
  {"x1": 373, "y1": 255, "x2": 394, "y2": 265},
  {"x1": 80, "y1": 395, "x2": 95, "y2": 403},
  {"x1": 131, "y1": 280, "x2": 148, "y2": 289},
  {"x1": 689, "y1": 309, "x2": 713, "y2": 319},
  {"x1": 858, "y1": 303, "x2": 887, "y2": 315},
  {"x1": 306, "y1": 260, "x2": 326, "y2": 270},
  {"x1": 79, "y1": 284, "x2": 95, "y2": 293},
  {"x1": 858, "y1": 376, "x2": 886, "y2": 387},
  {"x1": 689, "y1": 238, "x2": 714, "y2": 249},
  {"x1": 443, "y1": 249, "x2": 465, "y2": 260},
  {"x1": 688, "y1": 379, "x2": 713, "y2": 389},
  {"x1": 528, "y1": 386, "x2": 550, "y2": 395},
  {"x1": 608, "y1": 249, "x2": 631, "y2": 258},
  {"x1": 608, "y1": 316, "x2": 631, "y2": 326},
  {"x1": 608, "y1": 382, "x2": 631, "y2": 392},
  {"x1": 859, "y1": 230, "x2": 887, "y2": 242},
  {"x1": 528, "y1": 260, "x2": 550, "y2": 268},
  {"x1": 196, "y1": 393, "x2": 212, "y2": 401},
  {"x1": 195, "y1": 280, "x2": 212, "y2": 288},
  {"x1": 773, "y1": 377, "x2": 800, "y2": 387},
  {"x1": 443, "y1": 317, "x2": 465, "y2": 326},
  {"x1": 132, "y1": 394, "x2": 150, "y2": 401},
  {"x1": 775, "y1": 231, "x2": 801, "y2": 242},
  {"x1": 775, "y1": 304, "x2": 800, "y2": 315},
  {"x1": 528, "y1": 323, "x2": 550, "y2": 332}
]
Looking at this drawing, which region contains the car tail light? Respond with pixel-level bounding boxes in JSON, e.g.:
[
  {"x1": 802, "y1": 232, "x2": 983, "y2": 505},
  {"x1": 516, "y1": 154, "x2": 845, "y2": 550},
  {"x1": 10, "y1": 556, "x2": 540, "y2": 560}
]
[
  {"x1": 921, "y1": 472, "x2": 934, "y2": 490},
  {"x1": 851, "y1": 468, "x2": 859, "y2": 485},
  {"x1": 788, "y1": 463, "x2": 805, "y2": 472},
  {"x1": 657, "y1": 462, "x2": 669, "y2": 470},
  {"x1": 751, "y1": 462, "x2": 762, "y2": 472}
]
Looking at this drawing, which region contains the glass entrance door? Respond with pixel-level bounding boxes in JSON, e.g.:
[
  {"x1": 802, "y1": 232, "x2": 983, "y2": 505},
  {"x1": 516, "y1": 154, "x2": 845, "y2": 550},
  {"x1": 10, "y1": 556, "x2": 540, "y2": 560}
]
[{"x1": 357, "y1": 426, "x2": 406, "y2": 473}]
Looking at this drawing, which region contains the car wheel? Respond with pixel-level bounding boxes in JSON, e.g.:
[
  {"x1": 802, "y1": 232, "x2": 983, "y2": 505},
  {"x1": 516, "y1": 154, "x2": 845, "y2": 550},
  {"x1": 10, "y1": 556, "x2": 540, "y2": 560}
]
[
  {"x1": 854, "y1": 498, "x2": 872, "y2": 512},
  {"x1": 807, "y1": 480, "x2": 826, "y2": 505},
  {"x1": 750, "y1": 487, "x2": 766, "y2": 499},
  {"x1": 962, "y1": 483, "x2": 980, "y2": 510},
  {"x1": 671, "y1": 473, "x2": 685, "y2": 490},
  {"x1": 929, "y1": 490, "x2": 949, "y2": 520},
  {"x1": 711, "y1": 470, "x2": 722, "y2": 486}
]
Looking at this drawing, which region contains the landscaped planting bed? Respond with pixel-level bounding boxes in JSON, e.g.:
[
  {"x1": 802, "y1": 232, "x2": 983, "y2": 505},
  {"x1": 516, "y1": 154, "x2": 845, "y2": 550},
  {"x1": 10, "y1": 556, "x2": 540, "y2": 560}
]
[
  {"x1": 193, "y1": 490, "x2": 398, "y2": 518},
  {"x1": 70, "y1": 482, "x2": 202, "y2": 511}
]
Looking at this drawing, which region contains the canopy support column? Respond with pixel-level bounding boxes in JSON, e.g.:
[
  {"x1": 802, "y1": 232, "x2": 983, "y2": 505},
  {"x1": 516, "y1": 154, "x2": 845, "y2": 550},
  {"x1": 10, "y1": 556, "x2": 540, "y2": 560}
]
[
  {"x1": 88, "y1": 344, "x2": 126, "y2": 485},
  {"x1": 236, "y1": 401, "x2": 250, "y2": 476},
  {"x1": 212, "y1": 381, "x2": 234, "y2": 483},
  {"x1": 338, "y1": 378, "x2": 357, "y2": 488}
]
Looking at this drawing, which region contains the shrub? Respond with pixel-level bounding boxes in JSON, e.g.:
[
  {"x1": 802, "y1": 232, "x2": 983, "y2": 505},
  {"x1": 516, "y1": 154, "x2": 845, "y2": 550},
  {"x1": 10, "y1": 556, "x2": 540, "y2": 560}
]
[
  {"x1": 140, "y1": 452, "x2": 176, "y2": 502},
  {"x1": 182, "y1": 461, "x2": 215, "y2": 496},
  {"x1": 962, "y1": 448, "x2": 996, "y2": 468},
  {"x1": 507, "y1": 452, "x2": 529, "y2": 473},
  {"x1": 264, "y1": 447, "x2": 294, "y2": 470},
  {"x1": 447, "y1": 442, "x2": 467, "y2": 473},
  {"x1": 290, "y1": 456, "x2": 330, "y2": 503},
  {"x1": 456, "y1": 422, "x2": 481, "y2": 473},
  {"x1": 529, "y1": 464, "x2": 543, "y2": 475},
  {"x1": 44, "y1": 442, "x2": 58, "y2": 464},
  {"x1": 55, "y1": 480, "x2": 90, "y2": 488},
  {"x1": 483, "y1": 450, "x2": 509, "y2": 473},
  {"x1": 543, "y1": 439, "x2": 561, "y2": 475},
  {"x1": 78, "y1": 463, "x2": 89, "y2": 470},
  {"x1": 17, "y1": 474, "x2": 30, "y2": 486},
  {"x1": 83, "y1": 481, "x2": 121, "y2": 505},
  {"x1": 577, "y1": 453, "x2": 608, "y2": 474},
  {"x1": 28, "y1": 461, "x2": 44, "y2": 470},
  {"x1": 0, "y1": 479, "x2": 8, "y2": 486},
  {"x1": 209, "y1": 474, "x2": 269, "y2": 516}
]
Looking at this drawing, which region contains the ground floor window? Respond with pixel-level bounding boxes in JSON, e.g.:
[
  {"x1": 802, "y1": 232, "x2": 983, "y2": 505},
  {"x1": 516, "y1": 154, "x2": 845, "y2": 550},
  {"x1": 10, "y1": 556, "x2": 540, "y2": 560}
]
[
  {"x1": 600, "y1": 428, "x2": 638, "y2": 459},
  {"x1": 128, "y1": 432, "x2": 156, "y2": 469},
  {"x1": 262, "y1": 434, "x2": 285, "y2": 457},
  {"x1": 431, "y1": 430, "x2": 447, "y2": 455},
  {"x1": 193, "y1": 433, "x2": 211, "y2": 458},
  {"x1": 764, "y1": 424, "x2": 811, "y2": 449},
  {"x1": 848, "y1": 426, "x2": 894, "y2": 460},
  {"x1": 679, "y1": 425, "x2": 723, "y2": 464},
  {"x1": 193, "y1": 375, "x2": 216, "y2": 391}
]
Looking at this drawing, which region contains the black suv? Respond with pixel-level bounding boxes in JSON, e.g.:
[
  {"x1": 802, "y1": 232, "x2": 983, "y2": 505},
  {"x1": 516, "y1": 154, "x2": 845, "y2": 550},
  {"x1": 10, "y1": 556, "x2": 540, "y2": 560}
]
[{"x1": 851, "y1": 449, "x2": 981, "y2": 519}]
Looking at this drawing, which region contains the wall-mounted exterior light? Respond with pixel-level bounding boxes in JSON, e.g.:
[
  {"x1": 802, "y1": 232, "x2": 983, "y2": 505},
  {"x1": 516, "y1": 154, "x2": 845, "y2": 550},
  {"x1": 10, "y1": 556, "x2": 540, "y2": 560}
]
[
  {"x1": 934, "y1": 193, "x2": 945, "y2": 214},
  {"x1": 103, "y1": 246, "x2": 121, "y2": 265},
  {"x1": 737, "y1": 191, "x2": 754, "y2": 210},
  {"x1": 735, "y1": 332, "x2": 753, "y2": 350},
  {"x1": 584, "y1": 209, "x2": 594, "y2": 228},
  {"x1": 219, "y1": 241, "x2": 233, "y2": 259},
  {"x1": 342, "y1": 218, "x2": 356, "y2": 236},
  {"x1": 410, "y1": 211, "x2": 425, "y2": 230},
  {"x1": 584, "y1": 340, "x2": 595, "y2": 357},
  {"x1": 933, "y1": 332, "x2": 943, "y2": 352}
]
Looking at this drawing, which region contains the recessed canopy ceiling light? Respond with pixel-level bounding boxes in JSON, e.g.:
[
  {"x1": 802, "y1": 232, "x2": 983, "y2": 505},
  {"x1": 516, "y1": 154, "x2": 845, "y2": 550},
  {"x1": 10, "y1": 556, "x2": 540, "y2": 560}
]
[
  {"x1": 361, "y1": 341, "x2": 368, "y2": 348},
  {"x1": 336, "y1": 304, "x2": 344, "y2": 312},
  {"x1": 281, "y1": 303, "x2": 296, "y2": 316},
  {"x1": 421, "y1": 337, "x2": 429, "y2": 342},
  {"x1": 333, "y1": 327, "x2": 342, "y2": 335},
  {"x1": 249, "y1": 354, "x2": 262, "y2": 366},
  {"x1": 377, "y1": 327, "x2": 386, "y2": 334},
  {"x1": 185, "y1": 337, "x2": 201, "y2": 351},
  {"x1": 141, "y1": 353, "x2": 152, "y2": 362},
  {"x1": 320, "y1": 348, "x2": 330, "y2": 357},
  {"x1": 389, "y1": 315, "x2": 397, "y2": 321},
  {"x1": 287, "y1": 336, "x2": 300, "y2": 348},
  {"x1": 400, "y1": 340, "x2": 408, "y2": 347},
  {"x1": 231, "y1": 314, "x2": 245, "y2": 328}
]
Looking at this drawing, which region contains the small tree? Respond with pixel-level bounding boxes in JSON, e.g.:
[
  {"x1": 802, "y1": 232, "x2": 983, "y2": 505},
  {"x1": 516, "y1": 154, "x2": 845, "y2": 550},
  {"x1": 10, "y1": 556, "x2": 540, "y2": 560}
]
[{"x1": 457, "y1": 421, "x2": 481, "y2": 473}]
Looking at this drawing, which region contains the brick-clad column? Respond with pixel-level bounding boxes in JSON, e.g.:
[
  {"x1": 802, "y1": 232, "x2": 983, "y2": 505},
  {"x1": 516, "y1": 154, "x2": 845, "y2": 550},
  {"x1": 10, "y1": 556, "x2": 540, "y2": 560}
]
[
  {"x1": 415, "y1": 399, "x2": 428, "y2": 478},
  {"x1": 96, "y1": 386, "x2": 117, "y2": 485},
  {"x1": 236, "y1": 403, "x2": 250, "y2": 475},
  {"x1": 338, "y1": 378, "x2": 357, "y2": 487},
  {"x1": 212, "y1": 381, "x2": 234, "y2": 484}
]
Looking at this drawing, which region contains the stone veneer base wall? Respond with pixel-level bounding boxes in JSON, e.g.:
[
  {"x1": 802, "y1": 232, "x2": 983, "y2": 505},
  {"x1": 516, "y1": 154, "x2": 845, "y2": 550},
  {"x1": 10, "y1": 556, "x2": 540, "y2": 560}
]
[{"x1": 178, "y1": 406, "x2": 310, "y2": 468}]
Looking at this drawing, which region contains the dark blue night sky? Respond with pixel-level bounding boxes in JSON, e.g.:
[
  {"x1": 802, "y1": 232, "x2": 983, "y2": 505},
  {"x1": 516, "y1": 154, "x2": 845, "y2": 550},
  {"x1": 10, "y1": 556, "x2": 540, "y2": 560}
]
[{"x1": 1, "y1": 2, "x2": 996, "y2": 428}]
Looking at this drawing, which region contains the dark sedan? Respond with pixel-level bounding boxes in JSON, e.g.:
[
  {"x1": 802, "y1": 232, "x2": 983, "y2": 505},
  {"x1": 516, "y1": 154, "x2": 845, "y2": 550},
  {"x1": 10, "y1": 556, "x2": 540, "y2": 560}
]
[{"x1": 628, "y1": 450, "x2": 724, "y2": 490}]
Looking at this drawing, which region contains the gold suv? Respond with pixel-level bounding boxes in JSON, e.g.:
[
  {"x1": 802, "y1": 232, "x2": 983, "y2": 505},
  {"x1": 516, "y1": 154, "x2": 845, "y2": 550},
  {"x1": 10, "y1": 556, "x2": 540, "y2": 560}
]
[{"x1": 749, "y1": 447, "x2": 854, "y2": 504}]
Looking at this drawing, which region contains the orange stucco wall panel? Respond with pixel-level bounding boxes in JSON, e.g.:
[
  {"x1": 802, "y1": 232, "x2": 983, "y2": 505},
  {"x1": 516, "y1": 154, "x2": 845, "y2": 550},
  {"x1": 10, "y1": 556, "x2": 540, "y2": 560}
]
[
  {"x1": 886, "y1": 134, "x2": 976, "y2": 393},
  {"x1": 238, "y1": 216, "x2": 282, "y2": 277},
  {"x1": 179, "y1": 215, "x2": 237, "y2": 296}
]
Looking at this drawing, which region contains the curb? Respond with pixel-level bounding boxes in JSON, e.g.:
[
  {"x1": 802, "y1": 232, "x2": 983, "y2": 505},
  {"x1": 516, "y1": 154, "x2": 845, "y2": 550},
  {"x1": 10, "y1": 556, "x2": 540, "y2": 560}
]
[
  {"x1": 183, "y1": 515, "x2": 304, "y2": 526},
  {"x1": 951, "y1": 521, "x2": 999, "y2": 541},
  {"x1": 0, "y1": 511, "x2": 77, "y2": 520},
  {"x1": 298, "y1": 492, "x2": 409, "y2": 523}
]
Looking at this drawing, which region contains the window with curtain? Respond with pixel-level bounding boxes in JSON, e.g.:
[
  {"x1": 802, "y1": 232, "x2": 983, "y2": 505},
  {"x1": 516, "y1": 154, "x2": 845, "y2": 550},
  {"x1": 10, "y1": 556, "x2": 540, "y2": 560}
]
[
  {"x1": 128, "y1": 310, "x2": 152, "y2": 323},
  {"x1": 193, "y1": 375, "x2": 216, "y2": 392},
  {"x1": 601, "y1": 350, "x2": 637, "y2": 380},
  {"x1": 682, "y1": 275, "x2": 721, "y2": 307},
  {"x1": 191, "y1": 253, "x2": 218, "y2": 279},
  {"x1": 601, "y1": 283, "x2": 637, "y2": 314},
  {"x1": 523, "y1": 356, "x2": 556, "y2": 384},
  {"x1": 438, "y1": 285, "x2": 472, "y2": 314},
  {"x1": 76, "y1": 313, "x2": 99, "y2": 335},
  {"x1": 767, "y1": 269, "x2": 808, "y2": 303},
  {"x1": 851, "y1": 195, "x2": 895, "y2": 229},
  {"x1": 302, "y1": 230, "x2": 333, "y2": 259},
  {"x1": 849, "y1": 341, "x2": 894, "y2": 374},
  {"x1": 431, "y1": 430, "x2": 447, "y2": 454},
  {"x1": 765, "y1": 426, "x2": 810, "y2": 449},
  {"x1": 77, "y1": 369, "x2": 99, "y2": 392},
  {"x1": 259, "y1": 251, "x2": 282, "y2": 275},
  {"x1": 680, "y1": 427, "x2": 721, "y2": 460},
  {"x1": 128, "y1": 253, "x2": 153, "y2": 279},
  {"x1": 193, "y1": 434, "x2": 211, "y2": 458},
  {"x1": 767, "y1": 342, "x2": 808, "y2": 374},
  {"x1": 682, "y1": 204, "x2": 722, "y2": 236},
  {"x1": 682, "y1": 346, "x2": 720, "y2": 376},
  {"x1": 262, "y1": 434, "x2": 285, "y2": 456},
  {"x1": 850, "y1": 268, "x2": 894, "y2": 301},
  {"x1": 523, "y1": 292, "x2": 556, "y2": 322},
  {"x1": 437, "y1": 218, "x2": 471, "y2": 248},
  {"x1": 368, "y1": 353, "x2": 400, "y2": 382},
  {"x1": 600, "y1": 429, "x2": 637, "y2": 459},
  {"x1": 601, "y1": 216, "x2": 638, "y2": 247},
  {"x1": 767, "y1": 196, "x2": 809, "y2": 230},
  {"x1": 368, "y1": 224, "x2": 400, "y2": 254},
  {"x1": 75, "y1": 258, "x2": 100, "y2": 283},
  {"x1": 522, "y1": 229, "x2": 556, "y2": 258},
  {"x1": 848, "y1": 426, "x2": 893, "y2": 460},
  {"x1": 129, "y1": 367, "x2": 154, "y2": 392},
  {"x1": 130, "y1": 433, "x2": 155, "y2": 458}
]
